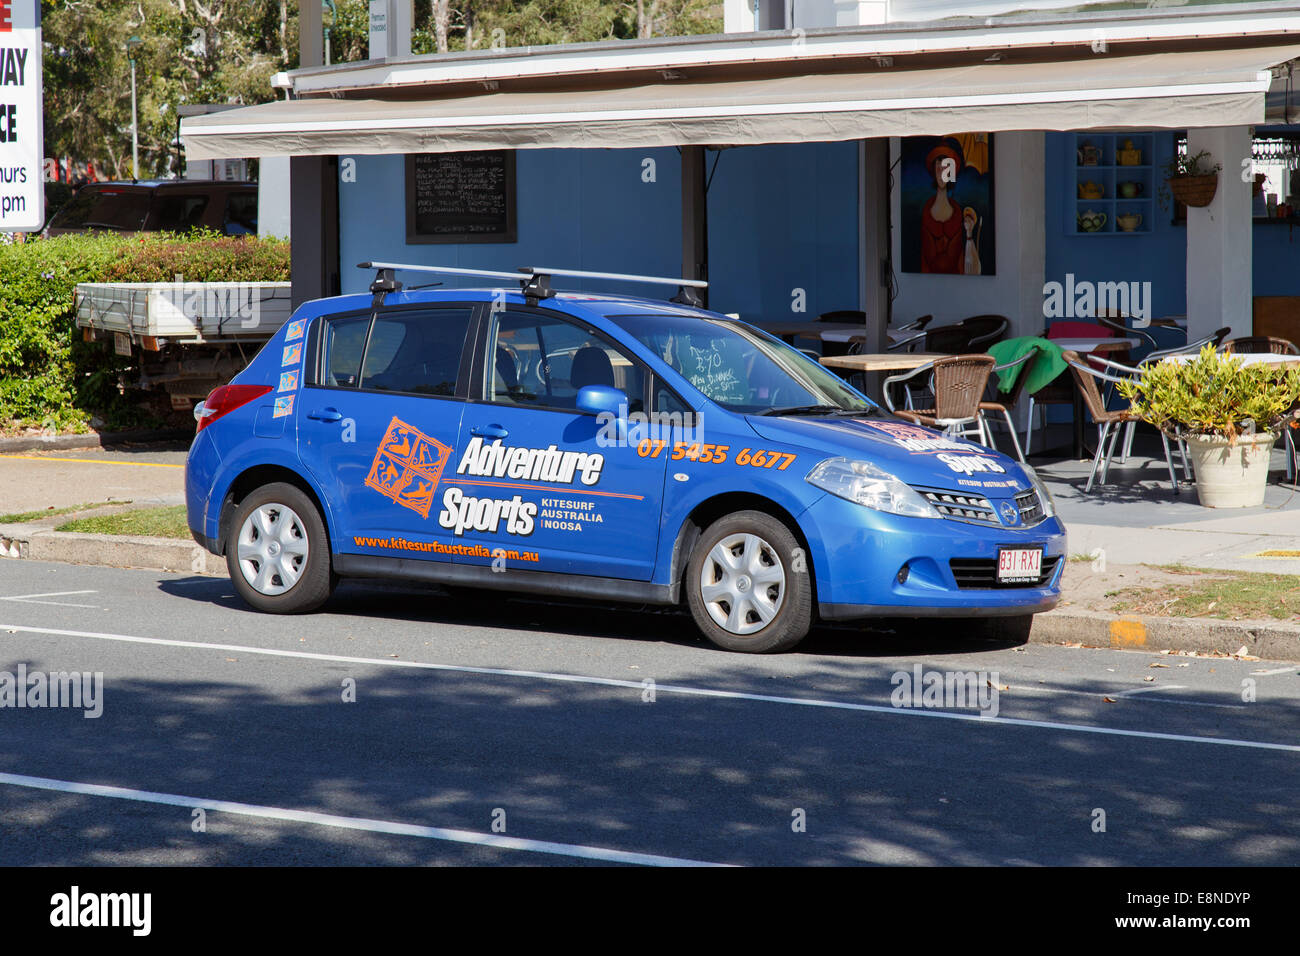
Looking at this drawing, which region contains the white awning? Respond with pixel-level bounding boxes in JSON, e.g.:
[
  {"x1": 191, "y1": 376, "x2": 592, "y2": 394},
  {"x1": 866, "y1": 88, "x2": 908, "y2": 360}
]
[{"x1": 183, "y1": 44, "x2": 1300, "y2": 159}]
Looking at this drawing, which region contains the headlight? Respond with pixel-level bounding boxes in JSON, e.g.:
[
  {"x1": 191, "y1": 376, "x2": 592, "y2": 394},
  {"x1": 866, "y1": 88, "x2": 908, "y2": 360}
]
[
  {"x1": 806, "y1": 458, "x2": 939, "y2": 519},
  {"x1": 1020, "y1": 464, "x2": 1057, "y2": 519}
]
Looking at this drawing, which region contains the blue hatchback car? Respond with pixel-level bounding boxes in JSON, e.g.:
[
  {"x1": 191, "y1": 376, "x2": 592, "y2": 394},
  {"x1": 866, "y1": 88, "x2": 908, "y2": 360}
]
[{"x1": 186, "y1": 264, "x2": 1065, "y2": 653}]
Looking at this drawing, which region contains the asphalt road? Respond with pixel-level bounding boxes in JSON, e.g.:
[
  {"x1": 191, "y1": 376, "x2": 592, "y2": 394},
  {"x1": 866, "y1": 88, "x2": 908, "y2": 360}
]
[{"x1": 0, "y1": 558, "x2": 1296, "y2": 866}]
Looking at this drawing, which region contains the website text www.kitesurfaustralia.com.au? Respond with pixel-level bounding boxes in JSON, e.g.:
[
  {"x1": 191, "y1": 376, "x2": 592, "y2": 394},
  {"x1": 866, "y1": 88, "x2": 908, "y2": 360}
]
[{"x1": 351, "y1": 536, "x2": 540, "y2": 562}]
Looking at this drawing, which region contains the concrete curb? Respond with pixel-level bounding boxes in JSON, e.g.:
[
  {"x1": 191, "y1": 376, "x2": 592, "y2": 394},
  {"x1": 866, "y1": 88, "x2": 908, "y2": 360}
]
[
  {"x1": 0, "y1": 428, "x2": 193, "y2": 454},
  {"x1": 1030, "y1": 606, "x2": 1300, "y2": 661},
  {"x1": 0, "y1": 526, "x2": 224, "y2": 576}
]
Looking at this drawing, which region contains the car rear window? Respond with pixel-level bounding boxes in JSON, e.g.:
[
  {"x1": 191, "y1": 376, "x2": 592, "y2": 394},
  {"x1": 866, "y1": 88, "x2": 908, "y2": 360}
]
[{"x1": 48, "y1": 189, "x2": 150, "y2": 231}]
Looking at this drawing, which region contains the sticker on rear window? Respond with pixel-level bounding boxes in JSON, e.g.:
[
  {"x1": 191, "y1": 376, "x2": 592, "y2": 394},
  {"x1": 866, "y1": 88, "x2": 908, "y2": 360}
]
[
  {"x1": 281, "y1": 343, "x2": 302, "y2": 366},
  {"x1": 285, "y1": 318, "x2": 307, "y2": 341}
]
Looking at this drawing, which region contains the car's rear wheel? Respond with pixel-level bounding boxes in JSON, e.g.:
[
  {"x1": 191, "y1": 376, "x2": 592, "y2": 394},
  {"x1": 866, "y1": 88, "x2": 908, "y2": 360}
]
[
  {"x1": 226, "y1": 482, "x2": 334, "y2": 613},
  {"x1": 686, "y1": 511, "x2": 813, "y2": 653}
]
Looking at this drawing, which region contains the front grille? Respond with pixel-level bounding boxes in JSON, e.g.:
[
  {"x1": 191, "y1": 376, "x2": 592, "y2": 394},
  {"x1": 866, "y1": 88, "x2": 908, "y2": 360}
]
[
  {"x1": 949, "y1": 555, "x2": 1061, "y2": 589},
  {"x1": 1015, "y1": 489, "x2": 1045, "y2": 526},
  {"x1": 919, "y1": 490, "x2": 998, "y2": 526}
]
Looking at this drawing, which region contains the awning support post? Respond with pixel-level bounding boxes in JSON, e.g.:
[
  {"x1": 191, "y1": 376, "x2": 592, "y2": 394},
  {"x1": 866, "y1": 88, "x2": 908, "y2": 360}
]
[{"x1": 681, "y1": 145, "x2": 708, "y2": 309}]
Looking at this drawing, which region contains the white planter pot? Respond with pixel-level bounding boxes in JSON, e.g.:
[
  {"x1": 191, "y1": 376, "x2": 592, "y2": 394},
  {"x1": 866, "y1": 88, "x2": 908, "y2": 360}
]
[{"x1": 1184, "y1": 432, "x2": 1277, "y2": 508}]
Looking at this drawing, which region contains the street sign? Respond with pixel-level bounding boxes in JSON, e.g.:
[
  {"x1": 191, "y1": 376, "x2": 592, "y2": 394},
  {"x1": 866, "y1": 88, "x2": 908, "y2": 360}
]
[{"x1": 0, "y1": 0, "x2": 42, "y2": 232}]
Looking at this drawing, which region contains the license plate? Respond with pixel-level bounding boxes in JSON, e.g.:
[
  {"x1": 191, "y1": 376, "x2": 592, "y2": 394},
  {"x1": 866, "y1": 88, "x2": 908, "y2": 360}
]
[
  {"x1": 998, "y1": 548, "x2": 1042, "y2": 584},
  {"x1": 113, "y1": 332, "x2": 132, "y2": 357}
]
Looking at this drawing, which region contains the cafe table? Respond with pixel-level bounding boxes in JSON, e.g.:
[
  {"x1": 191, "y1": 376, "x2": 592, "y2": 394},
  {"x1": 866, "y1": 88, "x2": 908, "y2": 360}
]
[
  {"x1": 747, "y1": 320, "x2": 867, "y2": 345},
  {"x1": 1162, "y1": 351, "x2": 1300, "y2": 367},
  {"x1": 819, "y1": 352, "x2": 946, "y2": 409}
]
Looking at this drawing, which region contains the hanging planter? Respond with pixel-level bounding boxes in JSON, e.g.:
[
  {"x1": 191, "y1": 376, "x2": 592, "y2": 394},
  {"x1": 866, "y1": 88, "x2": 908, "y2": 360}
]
[
  {"x1": 1168, "y1": 173, "x2": 1219, "y2": 208},
  {"x1": 1158, "y1": 149, "x2": 1224, "y2": 211}
]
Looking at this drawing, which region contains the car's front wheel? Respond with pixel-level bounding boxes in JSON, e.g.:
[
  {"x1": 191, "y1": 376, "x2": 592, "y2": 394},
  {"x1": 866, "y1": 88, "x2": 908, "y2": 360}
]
[
  {"x1": 226, "y1": 482, "x2": 335, "y2": 613},
  {"x1": 686, "y1": 511, "x2": 813, "y2": 653}
]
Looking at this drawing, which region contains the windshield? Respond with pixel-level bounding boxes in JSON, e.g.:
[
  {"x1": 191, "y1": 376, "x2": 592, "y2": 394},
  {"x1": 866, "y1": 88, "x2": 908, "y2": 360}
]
[{"x1": 608, "y1": 313, "x2": 874, "y2": 415}]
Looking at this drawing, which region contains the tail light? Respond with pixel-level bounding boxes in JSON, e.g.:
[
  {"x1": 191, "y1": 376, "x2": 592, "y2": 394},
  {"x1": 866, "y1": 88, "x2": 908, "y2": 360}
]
[{"x1": 195, "y1": 384, "x2": 272, "y2": 432}]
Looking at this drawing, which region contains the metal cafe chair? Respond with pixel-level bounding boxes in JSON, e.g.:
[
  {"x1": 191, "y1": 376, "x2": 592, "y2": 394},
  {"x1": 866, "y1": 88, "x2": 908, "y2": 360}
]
[
  {"x1": 1061, "y1": 350, "x2": 1182, "y2": 494},
  {"x1": 959, "y1": 314, "x2": 1010, "y2": 350},
  {"x1": 977, "y1": 349, "x2": 1037, "y2": 463},
  {"x1": 1095, "y1": 310, "x2": 1160, "y2": 352},
  {"x1": 883, "y1": 354, "x2": 997, "y2": 447},
  {"x1": 1220, "y1": 336, "x2": 1300, "y2": 355}
]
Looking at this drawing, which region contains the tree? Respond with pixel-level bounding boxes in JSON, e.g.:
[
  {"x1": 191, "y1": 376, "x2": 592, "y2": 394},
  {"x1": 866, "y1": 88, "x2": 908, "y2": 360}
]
[{"x1": 41, "y1": 0, "x2": 722, "y2": 177}]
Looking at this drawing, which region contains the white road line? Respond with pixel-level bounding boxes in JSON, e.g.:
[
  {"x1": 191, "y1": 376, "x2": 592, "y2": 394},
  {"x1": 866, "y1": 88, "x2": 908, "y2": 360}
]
[
  {"x1": 1115, "y1": 685, "x2": 1188, "y2": 698},
  {"x1": 1007, "y1": 683, "x2": 1242, "y2": 710},
  {"x1": 1252, "y1": 666, "x2": 1299, "y2": 676},
  {"x1": 0, "y1": 591, "x2": 98, "y2": 608},
  {"x1": 0, "y1": 771, "x2": 726, "y2": 867},
  {"x1": 4, "y1": 622, "x2": 1298, "y2": 754}
]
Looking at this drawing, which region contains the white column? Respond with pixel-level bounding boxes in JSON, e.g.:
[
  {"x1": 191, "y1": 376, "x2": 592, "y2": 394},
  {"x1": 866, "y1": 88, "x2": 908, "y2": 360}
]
[
  {"x1": 385, "y1": 0, "x2": 412, "y2": 59},
  {"x1": 1185, "y1": 126, "x2": 1253, "y2": 344}
]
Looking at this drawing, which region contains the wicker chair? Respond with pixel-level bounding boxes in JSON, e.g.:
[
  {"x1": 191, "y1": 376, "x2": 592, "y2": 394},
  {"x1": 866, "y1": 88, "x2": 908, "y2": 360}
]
[
  {"x1": 884, "y1": 355, "x2": 996, "y2": 445},
  {"x1": 1062, "y1": 350, "x2": 1181, "y2": 493},
  {"x1": 1220, "y1": 336, "x2": 1300, "y2": 355}
]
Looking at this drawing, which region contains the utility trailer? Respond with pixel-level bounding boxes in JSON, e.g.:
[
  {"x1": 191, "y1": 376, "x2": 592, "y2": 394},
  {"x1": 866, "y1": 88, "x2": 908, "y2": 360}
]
[{"x1": 75, "y1": 281, "x2": 293, "y2": 409}]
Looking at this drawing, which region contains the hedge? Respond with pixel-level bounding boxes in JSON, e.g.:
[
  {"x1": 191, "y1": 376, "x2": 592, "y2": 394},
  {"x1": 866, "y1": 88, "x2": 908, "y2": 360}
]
[{"x1": 0, "y1": 231, "x2": 291, "y2": 433}]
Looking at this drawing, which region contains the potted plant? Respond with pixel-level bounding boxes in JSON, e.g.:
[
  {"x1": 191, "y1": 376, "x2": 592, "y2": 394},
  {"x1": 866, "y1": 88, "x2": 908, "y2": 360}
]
[
  {"x1": 1118, "y1": 345, "x2": 1300, "y2": 508},
  {"x1": 1158, "y1": 149, "x2": 1223, "y2": 210}
]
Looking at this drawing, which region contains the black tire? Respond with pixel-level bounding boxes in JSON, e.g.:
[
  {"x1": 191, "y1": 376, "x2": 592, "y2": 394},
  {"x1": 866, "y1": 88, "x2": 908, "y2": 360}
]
[
  {"x1": 686, "y1": 510, "x2": 813, "y2": 653},
  {"x1": 225, "y1": 482, "x2": 335, "y2": 613}
]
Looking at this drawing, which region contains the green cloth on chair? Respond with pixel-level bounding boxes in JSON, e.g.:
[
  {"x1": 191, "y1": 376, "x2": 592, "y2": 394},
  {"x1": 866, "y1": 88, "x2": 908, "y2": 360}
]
[{"x1": 987, "y1": 336, "x2": 1067, "y2": 394}]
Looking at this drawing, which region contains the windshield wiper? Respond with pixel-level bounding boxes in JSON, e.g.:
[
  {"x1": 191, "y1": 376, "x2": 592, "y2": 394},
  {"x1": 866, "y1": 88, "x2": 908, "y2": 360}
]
[{"x1": 759, "y1": 404, "x2": 870, "y2": 417}]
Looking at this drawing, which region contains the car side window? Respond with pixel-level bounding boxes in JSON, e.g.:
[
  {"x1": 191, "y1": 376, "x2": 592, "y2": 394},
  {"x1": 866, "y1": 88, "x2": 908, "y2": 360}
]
[
  {"x1": 150, "y1": 194, "x2": 209, "y2": 232},
  {"x1": 319, "y1": 307, "x2": 473, "y2": 395},
  {"x1": 487, "y1": 311, "x2": 645, "y2": 412},
  {"x1": 360, "y1": 308, "x2": 473, "y2": 395}
]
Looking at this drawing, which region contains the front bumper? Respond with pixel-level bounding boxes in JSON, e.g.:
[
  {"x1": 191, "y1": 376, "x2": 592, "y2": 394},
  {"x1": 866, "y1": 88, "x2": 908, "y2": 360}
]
[{"x1": 799, "y1": 491, "x2": 1066, "y2": 621}]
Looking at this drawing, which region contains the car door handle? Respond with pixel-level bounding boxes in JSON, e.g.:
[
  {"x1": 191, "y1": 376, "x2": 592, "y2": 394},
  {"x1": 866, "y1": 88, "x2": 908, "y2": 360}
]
[
  {"x1": 471, "y1": 424, "x2": 509, "y2": 439},
  {"x1": 308, "y1": 407, "x2": 343, "y2": 423}
]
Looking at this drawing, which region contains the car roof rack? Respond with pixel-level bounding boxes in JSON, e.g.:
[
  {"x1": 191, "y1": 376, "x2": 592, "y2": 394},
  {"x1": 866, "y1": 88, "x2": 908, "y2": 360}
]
[{"x1": 358, "y1": 261, "x2": 708, "y2": 308}]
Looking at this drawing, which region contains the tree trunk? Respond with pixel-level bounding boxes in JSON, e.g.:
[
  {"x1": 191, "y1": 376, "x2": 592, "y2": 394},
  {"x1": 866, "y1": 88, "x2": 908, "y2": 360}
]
[
  {"x1": 434, "y1": 0, "x2": 450, "y2": 54},
  {"x1": 279, "y1": 0, "x2": 289, "y2": 66}
]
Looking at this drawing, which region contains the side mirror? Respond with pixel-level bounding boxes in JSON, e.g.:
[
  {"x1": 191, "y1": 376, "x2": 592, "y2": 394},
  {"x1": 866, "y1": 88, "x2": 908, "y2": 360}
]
[{"x1": 576, "y1": 384, "x2": 627, "y2": 418}]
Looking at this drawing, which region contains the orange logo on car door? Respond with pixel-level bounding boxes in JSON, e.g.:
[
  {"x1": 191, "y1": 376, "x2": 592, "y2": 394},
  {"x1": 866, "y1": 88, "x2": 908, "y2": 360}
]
[{"x1": 364, "y1": 417, "x2": 453, "y2": 519}]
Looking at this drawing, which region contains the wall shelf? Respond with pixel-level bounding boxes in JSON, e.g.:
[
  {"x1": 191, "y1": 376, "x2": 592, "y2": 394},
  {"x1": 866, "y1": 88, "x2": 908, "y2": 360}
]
[{"x1": 1068, "y1": 133, "x2": 1155, "y2": 235}]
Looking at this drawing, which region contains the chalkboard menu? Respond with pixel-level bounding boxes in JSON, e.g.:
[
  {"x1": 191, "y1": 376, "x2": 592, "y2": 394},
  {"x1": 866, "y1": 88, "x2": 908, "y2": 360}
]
[{"x1": 405, "y1": 151, "x2": 517, "y2": 244}]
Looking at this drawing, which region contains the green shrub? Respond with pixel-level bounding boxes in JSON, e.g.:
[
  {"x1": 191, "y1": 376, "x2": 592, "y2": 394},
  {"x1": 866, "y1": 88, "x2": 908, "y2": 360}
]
[
  {"x1": 1117, "y1": 344, "x2": 1300, "y2": 442},
  {"x1": 0, "y1": 231, "x2": 290, "y2": 432}
]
